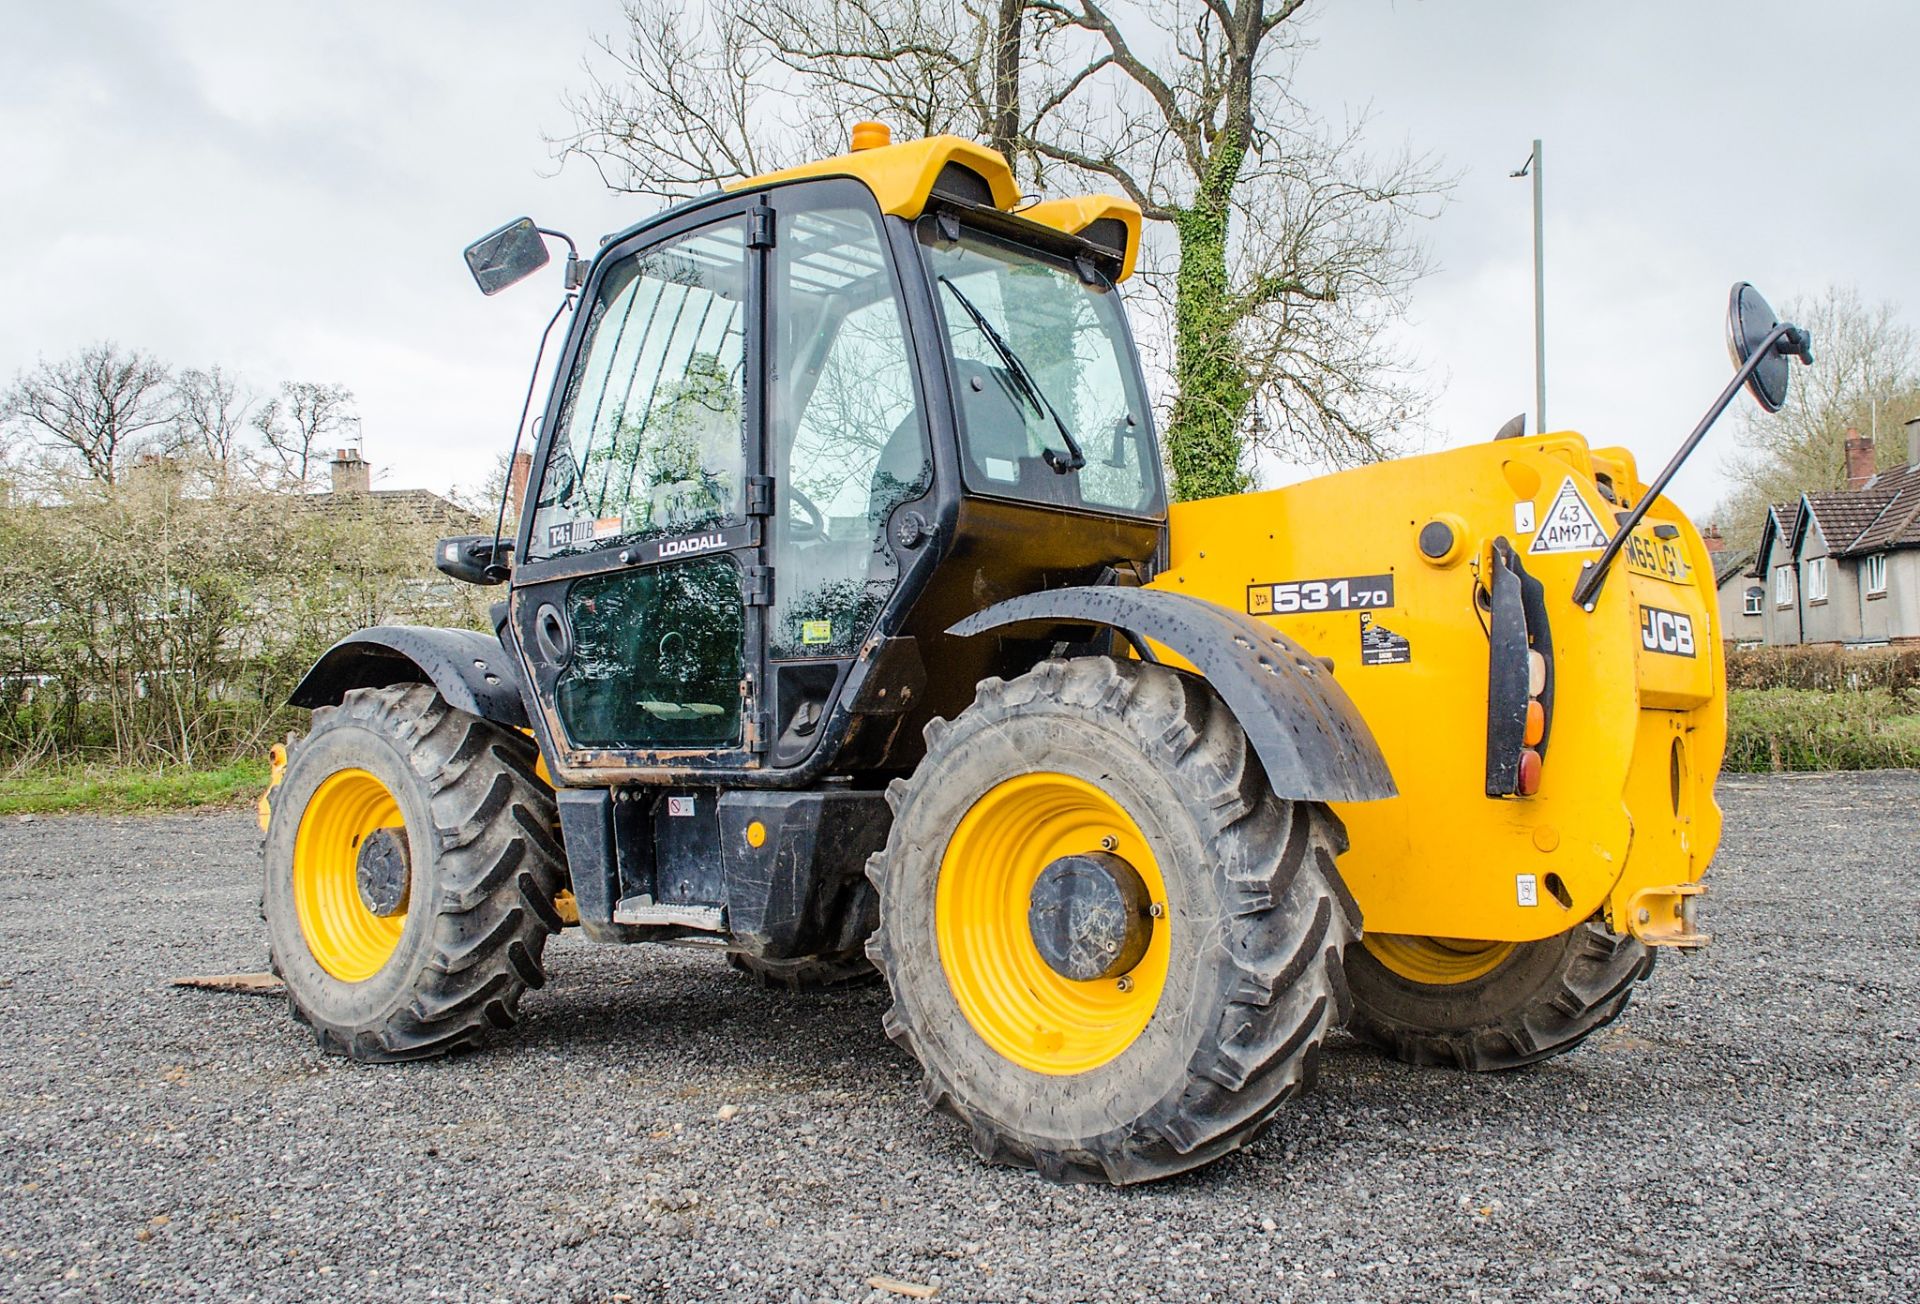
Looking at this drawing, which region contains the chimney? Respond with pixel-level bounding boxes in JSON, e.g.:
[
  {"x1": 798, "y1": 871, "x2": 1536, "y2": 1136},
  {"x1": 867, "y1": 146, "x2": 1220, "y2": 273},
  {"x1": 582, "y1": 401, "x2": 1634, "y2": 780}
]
[
  {"x1": 1907, "y1": 415, "x2": 1920, "y2": 470},
  {"x1": 1844, "y1": 428, "x2": 1875, "y2": 490},
  {"x1": 330, "y1": 447, "x2": 370, "y2": 495},
  {"x1": 507, "y1": 451, "x2": 533, "y2": 521},
  {"x1": 1701, "y1": 524, "x2": 1726, "y2": 554}
]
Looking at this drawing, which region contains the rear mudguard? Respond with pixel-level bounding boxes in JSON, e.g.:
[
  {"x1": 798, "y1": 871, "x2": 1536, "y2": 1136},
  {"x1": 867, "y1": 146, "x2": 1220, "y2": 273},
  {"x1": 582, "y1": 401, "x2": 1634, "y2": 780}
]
[
  {"x1": 949, "y1": 587, "x2": 1396, "y2": 804},
  {"x1": 289, "y1": 626, "x2": 530, "y2": 730}
]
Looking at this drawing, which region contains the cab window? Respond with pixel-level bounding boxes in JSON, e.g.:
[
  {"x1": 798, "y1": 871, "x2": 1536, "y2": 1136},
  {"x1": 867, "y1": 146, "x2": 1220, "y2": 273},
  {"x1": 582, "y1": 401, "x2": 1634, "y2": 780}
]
[{"x1": 531, "y1": 220, "x2": 748, "y2": 559}]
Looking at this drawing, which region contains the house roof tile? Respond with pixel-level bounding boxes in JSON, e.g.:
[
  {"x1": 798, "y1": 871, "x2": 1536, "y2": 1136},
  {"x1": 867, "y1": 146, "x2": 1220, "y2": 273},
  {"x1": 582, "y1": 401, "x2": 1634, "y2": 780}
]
[
  {"x1": 297, "y1": 488, "x2": 480, "y2": 529},
  {"x1": 1714, "y1": 547, "x2": 1758, "y2": 586},
  {"x1": 1802, "y1": 487, "x2": 1894, "y2": 551},
  {"x1": 1841, "y1": 462, "x2": 1920, "y2": 554}
]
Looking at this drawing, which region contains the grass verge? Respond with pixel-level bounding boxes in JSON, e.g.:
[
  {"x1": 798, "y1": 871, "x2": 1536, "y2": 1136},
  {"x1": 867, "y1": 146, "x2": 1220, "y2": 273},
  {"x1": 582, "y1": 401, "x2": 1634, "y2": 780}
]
[
  {"x1": 1725, "y1": 687, "x2": 1920, "y2": 772},
  {"x1": 0, "y1": 758, "x2": 271, "y2": 817}
]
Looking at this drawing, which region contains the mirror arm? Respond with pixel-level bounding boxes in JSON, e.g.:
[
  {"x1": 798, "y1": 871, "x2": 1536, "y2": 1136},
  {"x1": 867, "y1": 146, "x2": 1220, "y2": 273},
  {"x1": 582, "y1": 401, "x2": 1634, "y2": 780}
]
[
  {"x1": 1570, "y1": 321, "x2": 1797, "y2": 611},
  {"x1": 537, "y1": 228, "x2": 588, "y2": 292},
  {"x1": 485, "y1": 291, "x2": 578, "y2": 582}
]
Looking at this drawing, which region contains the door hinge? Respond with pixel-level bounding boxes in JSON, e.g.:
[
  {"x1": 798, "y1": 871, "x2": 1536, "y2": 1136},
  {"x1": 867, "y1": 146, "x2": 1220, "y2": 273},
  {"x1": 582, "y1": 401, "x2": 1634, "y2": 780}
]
[
  {"x1": 749, "y1": 204, "x2": 776, "y2": 249},
  {"x1": 748, "y1": 709, "x2": 772, "y2": 754},
  {"x1": 744, "y1": 565, "x2": 774, "y2": 607},
  {"x1": 746, "y1": 475, "x2": 774, "y2": 517}
]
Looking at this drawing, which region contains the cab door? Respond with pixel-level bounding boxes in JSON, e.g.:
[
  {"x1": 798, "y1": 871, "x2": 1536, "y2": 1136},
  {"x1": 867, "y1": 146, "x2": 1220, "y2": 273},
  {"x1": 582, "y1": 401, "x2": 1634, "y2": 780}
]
[{"x1": 510, "y1": 205, "x2": 768, "y2": 777}]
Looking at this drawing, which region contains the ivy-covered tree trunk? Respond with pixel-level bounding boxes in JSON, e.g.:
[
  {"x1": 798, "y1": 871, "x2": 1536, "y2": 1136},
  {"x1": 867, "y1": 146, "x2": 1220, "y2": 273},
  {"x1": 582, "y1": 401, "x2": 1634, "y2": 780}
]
[
  {"x1": 1165, "y1": 124, "x2": 1254, "y2": 503},
  {"x1": 1166, "y1": 202, "x2": 1253, "y2": 501}
]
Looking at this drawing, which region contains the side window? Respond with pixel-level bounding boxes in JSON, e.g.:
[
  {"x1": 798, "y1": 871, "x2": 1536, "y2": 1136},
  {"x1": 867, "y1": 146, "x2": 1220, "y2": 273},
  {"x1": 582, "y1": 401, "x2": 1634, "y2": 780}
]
[
  {"x1": 768, "y1": 203, "x2": 929, "y2": 659},
  {"x1": 532, "y1": 220, "x2": 747, "y2": 559},
  {"x1": 922, "y1": 228, "x2": 1157, "y2": 514}
]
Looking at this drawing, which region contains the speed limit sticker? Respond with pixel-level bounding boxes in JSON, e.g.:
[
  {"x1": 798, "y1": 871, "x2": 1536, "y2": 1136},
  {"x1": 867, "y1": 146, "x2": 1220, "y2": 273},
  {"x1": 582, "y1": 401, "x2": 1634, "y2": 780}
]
[{"x1": 1248, "y1": 573, "x2": 1395, "y2": 615}]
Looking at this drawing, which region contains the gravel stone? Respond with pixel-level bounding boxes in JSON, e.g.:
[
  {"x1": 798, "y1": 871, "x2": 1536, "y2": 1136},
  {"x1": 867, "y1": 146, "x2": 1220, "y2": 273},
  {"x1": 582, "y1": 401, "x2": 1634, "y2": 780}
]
[{"x1": 1, "y1": 771, "x2": 1916, "y2": 1301}]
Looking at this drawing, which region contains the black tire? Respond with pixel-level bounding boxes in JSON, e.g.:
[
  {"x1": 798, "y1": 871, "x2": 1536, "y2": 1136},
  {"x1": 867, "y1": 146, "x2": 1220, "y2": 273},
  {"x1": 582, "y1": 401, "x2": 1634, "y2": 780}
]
[
  {"x1": 726, "y1": 949, "x2": 881, "y2": 992},
  {"x1": 262, "y1": 684, "x2": 567, "y2": 1062},
  {"x1": 867, "y1": 657, "x2": 1359, "y2": 1185},
  {"x1": 1345, "y1": 919, "x2": 1655, "y2": 1070}
]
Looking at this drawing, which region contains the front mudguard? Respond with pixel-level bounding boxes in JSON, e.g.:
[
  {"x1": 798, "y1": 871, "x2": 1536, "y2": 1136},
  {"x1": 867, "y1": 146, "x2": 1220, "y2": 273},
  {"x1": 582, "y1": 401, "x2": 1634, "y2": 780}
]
[
  {"x1": 288, "y1": 626, "x2": 530, "y2": 730},
  {"x1": 950, "y1": 587, "x2": 1395, "y2": 804}
]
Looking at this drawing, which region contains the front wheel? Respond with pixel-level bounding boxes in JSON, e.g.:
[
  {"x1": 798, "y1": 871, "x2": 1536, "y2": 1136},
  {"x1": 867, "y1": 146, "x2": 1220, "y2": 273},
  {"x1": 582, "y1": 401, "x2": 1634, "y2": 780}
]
[
  {"x1": 262, "y1": 685, "x2": 567, "y2": 1061},
  {"x1": 867, "y1": 657, "x2": 1359, "y2": 1185},
  {"x1": 1344, "y1": 919, "x2": 1654, "y2": 1070}
]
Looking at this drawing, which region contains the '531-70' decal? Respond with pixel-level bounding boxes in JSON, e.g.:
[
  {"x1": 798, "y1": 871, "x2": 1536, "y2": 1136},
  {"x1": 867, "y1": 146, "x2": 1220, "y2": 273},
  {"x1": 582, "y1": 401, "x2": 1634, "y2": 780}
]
[{"x1": 1248, "y1": 573, "x2": 1394, "y2": 615}]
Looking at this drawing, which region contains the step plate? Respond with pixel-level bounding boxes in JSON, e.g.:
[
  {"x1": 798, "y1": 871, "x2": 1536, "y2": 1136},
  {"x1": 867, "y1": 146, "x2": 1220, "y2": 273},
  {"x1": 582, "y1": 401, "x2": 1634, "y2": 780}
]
[{"x1": 611, "y1": 897, "x2": 727, "y2": 932}]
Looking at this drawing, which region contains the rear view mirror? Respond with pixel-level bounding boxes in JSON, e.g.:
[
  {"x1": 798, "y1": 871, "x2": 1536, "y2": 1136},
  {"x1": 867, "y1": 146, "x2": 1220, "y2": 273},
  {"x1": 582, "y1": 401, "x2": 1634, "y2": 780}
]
[
  {"x1": 1726, "y1": 282, "x2": 1795, "y2": 412},
  {"x1": 464, "y1": 218, "x2": 550, "y2": 296},
  {"x1": 434, "y1": 534, "x2": 510, "y2": 585}
]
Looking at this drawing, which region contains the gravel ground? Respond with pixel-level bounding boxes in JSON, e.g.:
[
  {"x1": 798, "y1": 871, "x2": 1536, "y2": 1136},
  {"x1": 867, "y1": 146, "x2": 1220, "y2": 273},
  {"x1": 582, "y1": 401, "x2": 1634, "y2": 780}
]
[{"x1": 1, "y1": 771, "x2": 1916, "y2": 1303}]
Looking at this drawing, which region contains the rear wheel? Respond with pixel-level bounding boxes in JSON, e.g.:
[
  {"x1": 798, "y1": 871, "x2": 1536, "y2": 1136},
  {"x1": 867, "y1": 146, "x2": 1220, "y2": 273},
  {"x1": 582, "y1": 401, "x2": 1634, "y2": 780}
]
[
  {"x1": 867, "y1": 657, "x2": 1358, "y2": 1185},
  {"x1": 727, "y1": 949, "x2": 879, "y2": 992},
  {"x1": 263, "y1": 684, "x2": 566, "y2": 1061},
  {"x1": 1345, "y1": 919, "x2": 1654, "y2": 1070}
]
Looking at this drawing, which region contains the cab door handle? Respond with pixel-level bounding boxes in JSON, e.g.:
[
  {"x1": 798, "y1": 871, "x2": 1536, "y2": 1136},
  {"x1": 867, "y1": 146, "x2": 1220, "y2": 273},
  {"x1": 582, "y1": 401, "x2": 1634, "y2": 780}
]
[{"x1": 534, "y1": 603, "x2": 571, "y2": 664}]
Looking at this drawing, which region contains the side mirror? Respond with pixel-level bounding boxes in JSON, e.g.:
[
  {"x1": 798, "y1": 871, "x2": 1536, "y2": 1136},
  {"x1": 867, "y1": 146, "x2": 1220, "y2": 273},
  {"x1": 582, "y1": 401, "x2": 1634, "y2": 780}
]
[
  {"x1": 1727, "y1": 282, "x2": 1814, "y2": 413},
  {"x1": 434, "y1": 535, "x2": 511, "y2": 586},
  {"x1": 464, "y1": 218, "x2": 550, "y2": 297}
]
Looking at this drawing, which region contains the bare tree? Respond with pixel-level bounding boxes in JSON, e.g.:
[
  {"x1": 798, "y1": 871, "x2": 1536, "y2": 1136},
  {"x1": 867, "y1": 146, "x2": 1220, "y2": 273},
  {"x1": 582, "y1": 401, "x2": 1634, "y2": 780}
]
[
  {"x1": 169, "y1": 364, "x2": 257, "y2": 473},
  {"x1": 254, "y1": 381, "x2": 358, "y2": 490},
  {"x1": 559, "y1": 0, "x2": 1448, "y2": 498},
  {"x1": 1715, "y1": 285, "x2": 1920, "y2": 548},
  {"x1": 0, "y1": 343, "x2": 173, "y2": 485}
]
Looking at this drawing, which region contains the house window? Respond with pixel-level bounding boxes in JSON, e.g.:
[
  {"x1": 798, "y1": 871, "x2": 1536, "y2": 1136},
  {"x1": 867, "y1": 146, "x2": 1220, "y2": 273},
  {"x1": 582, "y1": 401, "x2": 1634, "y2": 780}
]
[
  {"x1": 1866, "y1": 553, "x2": 1888, "y2": 596},
  {"x1": 1743, "y1": 586, "x2": 1763, "y2": 616},
  {"x1": 1775, "y1": 566, "x2": 1794, "y2": 607},
  {"x1": 1806, "y1": 557, "x2": 1828, "y2": 603}
]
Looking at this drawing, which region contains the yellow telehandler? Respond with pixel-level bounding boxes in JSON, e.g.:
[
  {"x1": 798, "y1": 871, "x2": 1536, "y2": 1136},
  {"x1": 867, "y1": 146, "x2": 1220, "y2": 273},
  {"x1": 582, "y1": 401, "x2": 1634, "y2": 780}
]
[{"x1": 259, "y1": 125, "x2": 1810, "y2": 1183}]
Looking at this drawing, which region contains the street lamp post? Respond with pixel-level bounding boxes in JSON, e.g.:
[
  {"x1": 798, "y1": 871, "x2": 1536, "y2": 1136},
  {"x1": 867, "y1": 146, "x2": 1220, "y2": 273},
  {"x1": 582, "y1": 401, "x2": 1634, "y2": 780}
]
[{"x1": 1510, "y1": 139, "x2": 1545, "y2": 434}]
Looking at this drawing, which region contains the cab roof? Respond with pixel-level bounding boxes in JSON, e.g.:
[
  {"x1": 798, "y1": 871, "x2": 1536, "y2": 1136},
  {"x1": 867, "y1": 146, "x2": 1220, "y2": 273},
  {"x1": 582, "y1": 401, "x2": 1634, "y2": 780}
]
[{"x1": 727, "y1": 128, "x2": 1141, "y2": 282}]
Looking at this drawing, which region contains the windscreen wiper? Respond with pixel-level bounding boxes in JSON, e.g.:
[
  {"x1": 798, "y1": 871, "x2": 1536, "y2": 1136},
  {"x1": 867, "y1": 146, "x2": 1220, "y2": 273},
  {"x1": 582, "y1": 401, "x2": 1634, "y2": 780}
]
[{"x1": 938, "y1": 276, "x2": 1086, "y2": 474}]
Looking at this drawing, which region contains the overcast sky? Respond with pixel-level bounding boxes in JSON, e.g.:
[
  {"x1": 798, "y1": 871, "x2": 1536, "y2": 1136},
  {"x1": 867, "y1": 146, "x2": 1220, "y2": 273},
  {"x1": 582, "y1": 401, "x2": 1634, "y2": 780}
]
[{"x1": 3, "y1": 1, "x2": 1913, "y2": 518}]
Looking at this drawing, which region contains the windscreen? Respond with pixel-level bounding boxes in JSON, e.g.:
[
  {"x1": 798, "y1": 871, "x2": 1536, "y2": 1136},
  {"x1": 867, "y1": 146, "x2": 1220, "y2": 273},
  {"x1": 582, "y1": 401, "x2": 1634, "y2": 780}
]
[{"x1": 920, "y1": 224, "x2": 1162, "y2": 516}]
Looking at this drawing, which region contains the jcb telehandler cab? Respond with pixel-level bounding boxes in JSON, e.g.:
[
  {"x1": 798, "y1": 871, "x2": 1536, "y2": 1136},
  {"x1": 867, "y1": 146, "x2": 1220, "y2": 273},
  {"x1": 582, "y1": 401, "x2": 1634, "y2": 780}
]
[{"x1": 261, "y1": 126, "x2": 1809, "y2": 1184}]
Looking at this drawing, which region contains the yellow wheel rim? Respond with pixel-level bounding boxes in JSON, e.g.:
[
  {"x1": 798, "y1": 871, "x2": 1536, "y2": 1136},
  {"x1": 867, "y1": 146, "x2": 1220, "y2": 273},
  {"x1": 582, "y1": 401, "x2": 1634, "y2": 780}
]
[
  {"x1": 293, "y1": 768, "x2": 409, "y2": 983},
  {"x1": 1362, "y1": 933, "x2": 1516, "y2": 985},
  {"x1": 935, "y1": 772, "x2": 1171, "y2": 1076}
]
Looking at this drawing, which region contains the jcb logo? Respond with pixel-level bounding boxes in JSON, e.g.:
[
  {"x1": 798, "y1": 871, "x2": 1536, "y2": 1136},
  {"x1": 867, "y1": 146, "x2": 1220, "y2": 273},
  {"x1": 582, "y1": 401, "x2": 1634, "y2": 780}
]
[{"x1": 1639, "y1": 606, "x2": 1696, "y2": 658}]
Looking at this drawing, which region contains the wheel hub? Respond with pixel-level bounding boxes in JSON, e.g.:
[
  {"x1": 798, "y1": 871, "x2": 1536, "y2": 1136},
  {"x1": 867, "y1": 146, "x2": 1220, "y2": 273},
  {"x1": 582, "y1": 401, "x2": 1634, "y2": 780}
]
[
  {"x1": 355, "y1": 826, "x2": 412, "y2": 918},
  {"x1": 1027, "y1": 851, "x2": 1153, "y2": 982}
]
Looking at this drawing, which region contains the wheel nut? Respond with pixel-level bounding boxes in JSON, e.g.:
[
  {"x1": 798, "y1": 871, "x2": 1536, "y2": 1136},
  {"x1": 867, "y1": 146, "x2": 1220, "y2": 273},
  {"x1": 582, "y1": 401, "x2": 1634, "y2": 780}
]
[
  {"x1": 1115, "y1": 976, "x2": 1133, "y2": 992},
  {"x1": 1149, "y1": 903, "x2": 1164, "y2": 918},
  {"x1": 1100, "y1": 835, "x2": 1118, "y2": 851}
]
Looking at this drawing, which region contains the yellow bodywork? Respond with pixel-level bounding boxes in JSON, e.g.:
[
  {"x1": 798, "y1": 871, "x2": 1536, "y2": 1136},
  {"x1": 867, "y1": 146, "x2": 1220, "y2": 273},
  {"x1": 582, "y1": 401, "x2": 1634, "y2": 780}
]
[
  {"x1": 729, "y1": 131, "x2": 1140, "y2": 282},
  {"x1": 1151, "y1": 433, "x2": 1724, "y2": 945}
]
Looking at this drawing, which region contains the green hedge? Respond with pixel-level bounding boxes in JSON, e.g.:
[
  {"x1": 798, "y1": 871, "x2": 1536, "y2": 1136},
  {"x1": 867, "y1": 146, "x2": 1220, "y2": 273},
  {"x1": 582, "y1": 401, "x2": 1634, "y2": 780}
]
[
  {"x1": 1725, "y1": 644, "x2": 1920, "y2": 693},
  {"x1": 1725, "y1": 687, "x2": 1920, "y2": 772}
]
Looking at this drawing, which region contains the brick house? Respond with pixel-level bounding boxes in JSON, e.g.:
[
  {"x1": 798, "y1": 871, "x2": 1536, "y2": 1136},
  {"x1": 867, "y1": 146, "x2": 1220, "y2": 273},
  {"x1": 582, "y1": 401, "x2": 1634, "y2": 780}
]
[{"x1": 1750, "y1": 420, "x2": 1920, "y2": 646}]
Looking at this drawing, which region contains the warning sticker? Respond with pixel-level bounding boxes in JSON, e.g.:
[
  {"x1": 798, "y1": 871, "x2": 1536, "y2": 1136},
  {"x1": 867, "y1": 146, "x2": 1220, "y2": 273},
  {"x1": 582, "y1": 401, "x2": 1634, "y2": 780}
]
[
  {"x1": 1527, "y1": 477, "x2": 1610, "y2": 554},
  {"x1": 801, "y1": 619, "x2": 833, "y2": 645},
  {"x1": 1358, "y1": 611, "x2": 1411, "y2": 666}
]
